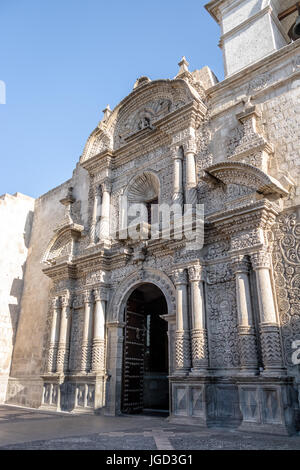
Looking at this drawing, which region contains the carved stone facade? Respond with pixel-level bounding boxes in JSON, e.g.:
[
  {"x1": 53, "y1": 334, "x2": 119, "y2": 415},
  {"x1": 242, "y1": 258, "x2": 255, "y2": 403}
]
[{"x1": 1, "y1": 0, "x2": 300, "y2": 436}]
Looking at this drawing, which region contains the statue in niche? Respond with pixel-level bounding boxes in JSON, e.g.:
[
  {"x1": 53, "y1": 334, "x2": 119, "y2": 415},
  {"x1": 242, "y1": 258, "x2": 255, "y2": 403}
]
[{"x1": 138, "y1": 116, "x2": 151, "y2": 130}]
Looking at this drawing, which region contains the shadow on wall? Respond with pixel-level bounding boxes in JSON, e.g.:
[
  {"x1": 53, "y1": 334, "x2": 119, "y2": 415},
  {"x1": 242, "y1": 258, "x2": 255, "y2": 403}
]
[{"x1": 5, "y1": 210, "x2": 34, "y2": 404}]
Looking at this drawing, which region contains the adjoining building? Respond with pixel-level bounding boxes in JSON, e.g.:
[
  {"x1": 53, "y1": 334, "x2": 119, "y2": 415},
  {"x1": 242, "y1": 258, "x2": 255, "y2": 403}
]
[{"x1": 1, "y1": 0, "x2": 300, "y2": 435}]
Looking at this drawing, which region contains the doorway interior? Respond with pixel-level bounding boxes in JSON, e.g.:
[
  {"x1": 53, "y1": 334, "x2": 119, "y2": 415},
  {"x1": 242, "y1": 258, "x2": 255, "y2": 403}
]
[{"x1": 121, "y1": 283, "x2": 169, "y2": 415}]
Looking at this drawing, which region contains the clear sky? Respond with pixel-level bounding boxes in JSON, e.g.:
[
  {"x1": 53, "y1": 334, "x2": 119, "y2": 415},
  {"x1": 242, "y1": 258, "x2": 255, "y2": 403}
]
[{"x1": 0, "y1": 0, "x2": 222, "y2": 198}]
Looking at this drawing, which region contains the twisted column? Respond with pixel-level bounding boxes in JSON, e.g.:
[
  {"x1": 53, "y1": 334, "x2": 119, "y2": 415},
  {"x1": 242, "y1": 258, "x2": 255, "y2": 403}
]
[
  {"x1": 99, "y1": 179, "x2": 111, "y2": 240},
  {"x1": 173, "y1": 269, "x2": 191, "y2": 374},
  {"x1": 81, "y1": 290, "x2": 93, "y2": 373},
  {"x1": 47, "y1": 297, "x2": 60, "y2": 373},
  {"x1": 92, "y1": 288, "x2": 107, "y2": 373},
  {"x1": 251, "y1": 251, "x2": 283, "y2": 372},
  {"x1": 56, "y1": 293, "x2": 72, "y2": 373},
  {"x1": 231, "y1": 255, "x2": 258, "y2": 371},
  {"x1": 188, "y1": 265, "x2": 208, "y2": 373}
]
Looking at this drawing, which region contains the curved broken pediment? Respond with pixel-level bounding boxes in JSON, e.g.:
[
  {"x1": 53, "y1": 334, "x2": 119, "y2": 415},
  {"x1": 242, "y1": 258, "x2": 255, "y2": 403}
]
[
  {"x1": 80, "y1": 79, "x2": 200, "y2": 163},
  {"x1": 205, "y1": 161, "x2": 288, "y2": 197},
  {"x1": 42, "y1": 223, "x2": 84, "y2": 266}
]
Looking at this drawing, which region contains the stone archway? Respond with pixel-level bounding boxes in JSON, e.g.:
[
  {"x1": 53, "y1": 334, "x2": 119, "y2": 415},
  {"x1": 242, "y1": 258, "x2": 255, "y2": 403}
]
[
  {"x1": 105, "y1": 268, "x2": 176, "y2": 416},
  {"x1": 121, "y1": 283, "x2": 169, "y2": 414}
]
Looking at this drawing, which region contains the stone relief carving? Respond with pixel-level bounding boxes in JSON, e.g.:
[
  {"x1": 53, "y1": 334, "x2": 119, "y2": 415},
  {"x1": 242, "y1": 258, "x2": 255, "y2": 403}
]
[
  {"x1": 206, "y1": 262, "x2": 234, "y2": 284},
  {"x1": 272, "y1": 210, "x2": 300, "y2": 368},
  {"x1": 248, "y1": 72, "x2": 271, "y2": 93},
  {"x1": 116, "y1": 98, "x2": 172, "y2": 146},
  {"x1": 207, "y1": 281, "x2": 240, "y2": 368}
]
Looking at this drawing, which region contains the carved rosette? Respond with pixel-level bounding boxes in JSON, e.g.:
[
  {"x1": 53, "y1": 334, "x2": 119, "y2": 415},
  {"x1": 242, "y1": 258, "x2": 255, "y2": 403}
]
[
  {"x1": 92, "y1": 339, "x2": 105, "y2": 372},
  {"x1": 237, "y1": 326, "x2": 258, "y2": 368},
  {"x1": 260, "y1": 324, "x2": 283, "y2": 369},
  {"x1": 191, "y1": 329, "x2": 208, "y2": 370},
  {"x1": 175, "y1": 331, "x2": 191, "y2": 372}
]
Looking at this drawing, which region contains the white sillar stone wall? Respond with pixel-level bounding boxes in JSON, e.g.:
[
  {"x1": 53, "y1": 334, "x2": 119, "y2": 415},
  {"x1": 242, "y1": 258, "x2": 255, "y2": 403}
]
[{"x1": 0, "y1": 192, "x2": 34, "y2": 403}]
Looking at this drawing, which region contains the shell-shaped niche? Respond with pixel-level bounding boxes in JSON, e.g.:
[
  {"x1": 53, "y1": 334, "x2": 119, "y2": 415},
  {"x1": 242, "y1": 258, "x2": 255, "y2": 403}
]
[{"x1": 127, "y1": 172, "x2": 160, "y2": 203}]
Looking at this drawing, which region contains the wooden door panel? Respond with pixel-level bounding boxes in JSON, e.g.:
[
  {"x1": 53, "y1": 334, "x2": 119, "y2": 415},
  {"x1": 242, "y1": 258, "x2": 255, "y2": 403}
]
[{"x1": 122, "y1": 302, "x2": 145, "y2": 414}]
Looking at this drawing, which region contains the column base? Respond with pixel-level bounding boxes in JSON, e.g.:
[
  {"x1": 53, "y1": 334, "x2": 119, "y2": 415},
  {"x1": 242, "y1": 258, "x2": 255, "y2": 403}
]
[{"x1": 189, "y1": 368, "x2": 210, "y2": 377}]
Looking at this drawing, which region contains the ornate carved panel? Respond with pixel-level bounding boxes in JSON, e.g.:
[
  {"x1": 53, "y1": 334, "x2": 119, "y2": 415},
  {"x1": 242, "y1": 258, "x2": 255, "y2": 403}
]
[
  {"x1": 207, "y1": 280, "x2": 240, "y2": 368},
  {"x1": 272, "y1": 209, "x2": 300, "y2": 368}
]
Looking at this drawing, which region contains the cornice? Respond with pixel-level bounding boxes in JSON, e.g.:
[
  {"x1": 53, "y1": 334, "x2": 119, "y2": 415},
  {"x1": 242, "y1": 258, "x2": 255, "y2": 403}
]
[
  {"x1": 43, "y1": 262, "x2": 78, "y2": 281},
  {"x1": 207, "y1": 40, "x2": 300, "y2": 99}
]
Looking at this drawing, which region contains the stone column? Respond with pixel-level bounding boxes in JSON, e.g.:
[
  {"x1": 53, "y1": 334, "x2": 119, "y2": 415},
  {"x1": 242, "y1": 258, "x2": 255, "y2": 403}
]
[
  {"x1": 188, "y1": 265, "x2": 208, "y2": 373},
  {"x1": 47, "y1": 297, "x2": 60, "y2": 373},
  {"x1": 99, "y1": 179, "x2": 111, "y2": 240},
  {"x1": 172, "y1": 146, "x2": 184, "y2": 206},
  {"x1": 89, "y1": 185, "x2": 101, "y2": 244},
  {"x1": 81, "y1": 290, "x2": 93, "y2": 373},
  {"x1": 250, "y1": 251, "x2": 283, "y2": 372},
  {"x1": 184, "y1": 139, "x2": 197, "y2": 205},
  {"x1": 231, "y1": 255, "x2": 258, "y2": 372},
  {"x1": 173, "y1": 269, "x2": 191, "y2": 374},
  {"x1": 92, "y1": 288, "x2": 107, "y2": 373},
  {"x1": 56, "y1": 293, "x2": 72, "y2": 373}
]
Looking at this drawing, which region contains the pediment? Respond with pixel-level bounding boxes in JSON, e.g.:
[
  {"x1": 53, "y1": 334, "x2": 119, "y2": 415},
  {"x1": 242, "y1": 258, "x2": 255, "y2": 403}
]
[
  {"x1": 199, "y1": 161, "x2": 288, "y2": 215},
  {"x1": 205, "y1": 162, "x2": 288, "y2": 196},
  {"x1": 80, "y1": 79, "x2": 198, "y2": 163},
  {"x1": 42, "y1": 223, "x2": 83, "y2": 266}
]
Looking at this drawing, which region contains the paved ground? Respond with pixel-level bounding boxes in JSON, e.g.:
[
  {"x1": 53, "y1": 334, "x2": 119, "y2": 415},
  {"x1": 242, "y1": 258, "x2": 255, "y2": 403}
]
[{"x1": 0, "y1": 405, "x2": 300, "y2": 450}]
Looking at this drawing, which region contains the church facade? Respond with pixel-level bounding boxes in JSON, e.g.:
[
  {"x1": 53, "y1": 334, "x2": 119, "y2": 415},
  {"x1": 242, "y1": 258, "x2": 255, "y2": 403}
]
[{"x1": 1, "y1": 0, "x2": 300, "y2": 435}]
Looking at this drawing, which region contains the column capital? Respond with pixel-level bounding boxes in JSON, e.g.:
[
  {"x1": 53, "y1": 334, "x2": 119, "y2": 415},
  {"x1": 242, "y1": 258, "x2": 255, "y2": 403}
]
[
  {"x1": 231, "y1": 255, "x2": 251, "y2": 274},
  {"x1": 101, "y1": 178, "x2": 112, "y2": 193},
  {"x1": 83, "y1": 290, "x2": 92, "y2": 304},
  {"x1": 171, "y1": 145, "x2": 183, "y2": 160},
  {"x1": 172, "y1": 268, "x2": 188, "y2": 285},
  {"x1": 188, "y1": 265, "x2": 205, "y2": 282},
  {"x1": 60, "y1": 293, "x2": 71, "y2": 308},
  {"x1": 51, "y1": 296, "x2": 59, "y2": 309},
  {"x1": 93, "y1": 287, "x2": 109, "y2": 302},
  {"x1": 183, "y1": 138, "x2": 197, "y2": 155},
  {"x1": 250, "y1": 251, "x2": 271, "y2": 270}
]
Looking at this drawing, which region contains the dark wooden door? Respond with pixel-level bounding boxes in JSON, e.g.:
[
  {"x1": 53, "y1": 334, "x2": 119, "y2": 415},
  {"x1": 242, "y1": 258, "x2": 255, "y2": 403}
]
[{"x1": 121, "y1": 297, "x2": 145, "y2": 413}]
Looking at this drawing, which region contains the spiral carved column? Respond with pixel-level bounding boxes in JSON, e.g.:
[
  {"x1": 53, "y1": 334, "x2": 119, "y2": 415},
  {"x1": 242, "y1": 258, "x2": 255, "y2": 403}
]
[
  {"x1": 47, "y1": 296, "x2": 60, "y2": 373},
  {"x1": 56, "y1": 293, "x2": 72, "y2": 373},
  {"x1": 92, "y1": 288, "x2": 107, "y2": 373},
  {"x1": 173, "y1": 269, "x2": 191, "y2": 374},
  {"x1": 231, "y1": 255, "x2": 258, "y2": 372},
  {"x1": 188, "y1": 265, "x2": 208, "y2": 373},
  {"x1": 251, "y1": 251, "x2": 283, "y2": 372},
  {"x1": 81, "y1": 290, "x2": 93, "y2": 373}
]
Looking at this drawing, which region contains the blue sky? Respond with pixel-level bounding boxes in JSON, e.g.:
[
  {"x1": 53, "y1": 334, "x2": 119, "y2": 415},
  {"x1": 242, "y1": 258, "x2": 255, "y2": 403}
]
[{"x1": 0, "y1": 0, "x2": 222, "y2": 198}]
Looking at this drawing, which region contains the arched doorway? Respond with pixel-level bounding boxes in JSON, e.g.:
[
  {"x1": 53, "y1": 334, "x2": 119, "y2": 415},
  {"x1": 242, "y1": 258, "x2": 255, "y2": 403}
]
[{"x1": 121, "y1": 283, "x2": 169, "y2": 415}]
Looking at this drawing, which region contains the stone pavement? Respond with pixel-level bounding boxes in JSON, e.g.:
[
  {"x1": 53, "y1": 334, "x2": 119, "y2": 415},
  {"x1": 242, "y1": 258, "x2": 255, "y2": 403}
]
[{"x1": 0, "y1": 405, "x2": 300, "y2": 450}]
